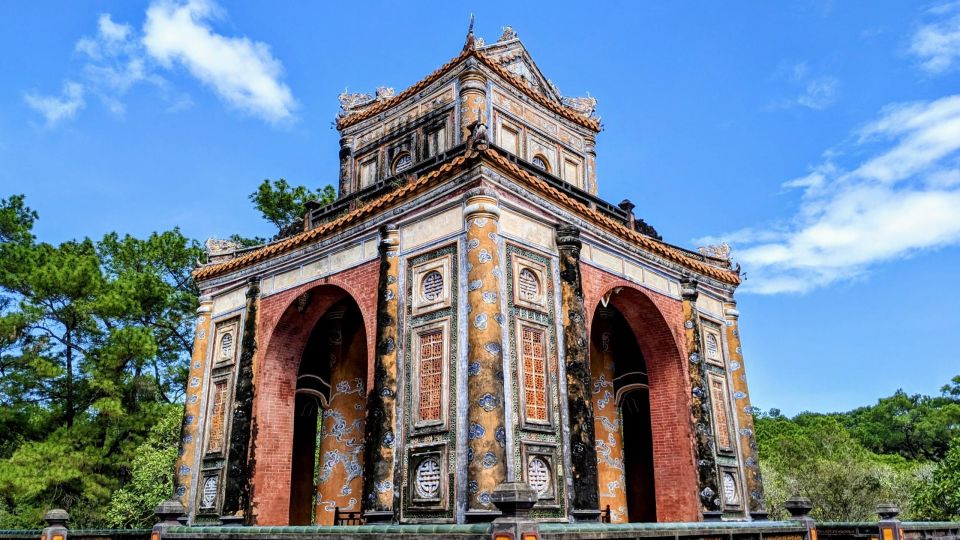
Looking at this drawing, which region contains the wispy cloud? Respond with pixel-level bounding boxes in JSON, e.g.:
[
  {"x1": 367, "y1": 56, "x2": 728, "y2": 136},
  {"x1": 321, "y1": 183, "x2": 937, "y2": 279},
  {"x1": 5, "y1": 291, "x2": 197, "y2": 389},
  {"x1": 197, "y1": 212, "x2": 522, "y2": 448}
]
[
  {"x1": 24, "y1": 0, "x2": 295, "y2": 125},
  {"x1": 705, "y1": 95, "x2": 960, "y2": 294},
  {"x1": 24, "y1": 81, "x2": 85, "y2": 126},
  {"x1": 143, "y1": 0, "x2": 296, "y2": 123},
  {"x1": 768, "y1": 62, "x2": 840, "y2": 111},
  {"x1": 910, "y1": 2, "x2": 960, "y2": 74}
]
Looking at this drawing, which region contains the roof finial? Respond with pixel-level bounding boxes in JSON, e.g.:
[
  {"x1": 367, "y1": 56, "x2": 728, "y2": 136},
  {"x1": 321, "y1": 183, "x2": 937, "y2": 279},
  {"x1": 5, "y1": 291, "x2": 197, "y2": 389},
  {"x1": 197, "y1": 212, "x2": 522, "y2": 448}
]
[{"x1": 464, "y1": 14, "x2": 476, "y2": 51}]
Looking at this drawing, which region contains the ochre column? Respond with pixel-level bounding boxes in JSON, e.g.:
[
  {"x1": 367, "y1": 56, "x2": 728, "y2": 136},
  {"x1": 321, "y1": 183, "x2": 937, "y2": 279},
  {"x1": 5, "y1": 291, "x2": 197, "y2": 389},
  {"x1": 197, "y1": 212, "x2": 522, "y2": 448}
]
[
  {"x1": 222, "y1": 279, "x2": 259, "y2": 522},
  {"x1": 458, "y1": 59, "x2": 488, "y2": 144},
  {"x1": 680, "y1": 278, "x2": 722, "y2": 520},
  {"x1": 584, "y1": 134, "x2": 598, "y2": 196},
  {"x1": 557, "y1": 224, "x2": 601, "y2": 521},
  {"x1": 362, "y1": 225, "x2": 401, "y2": 522},
  {"x1": 174, "y1": 296, "x2": 214, "y2": 508},
  {"x1": 315, "y1": 308, "x2": 367, "y2": 525},
  {"x1": 723, "y1": 301, "x2": 765, "y2": 517},
  {"x1": 464, "y1": 188, "x2": 507, "y2": 519},
  {"x1": 589, "y1": 308, "x2": 627, "y2": 522}
]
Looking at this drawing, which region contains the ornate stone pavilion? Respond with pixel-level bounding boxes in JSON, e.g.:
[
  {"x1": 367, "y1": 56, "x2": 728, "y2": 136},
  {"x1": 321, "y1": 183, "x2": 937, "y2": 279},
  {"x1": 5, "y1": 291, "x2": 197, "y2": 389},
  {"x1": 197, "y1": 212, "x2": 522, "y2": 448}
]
[{"x1": 173, "y1": 24, "x2": 765, "y2": 527}]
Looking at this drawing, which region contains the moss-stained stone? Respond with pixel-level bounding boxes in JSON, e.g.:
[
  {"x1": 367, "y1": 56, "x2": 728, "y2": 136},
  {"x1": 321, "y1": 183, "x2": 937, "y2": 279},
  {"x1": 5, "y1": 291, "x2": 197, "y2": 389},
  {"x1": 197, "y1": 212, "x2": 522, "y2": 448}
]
[
  {"x1": 223, "y1": 279, "x2": 260, "y2": 521},
  {"x1": 362, "y1": 225, "x2": 401, "y2": 520},
  {"x1": 556, "y1": 224, "x2": 600, "y2": 519}
]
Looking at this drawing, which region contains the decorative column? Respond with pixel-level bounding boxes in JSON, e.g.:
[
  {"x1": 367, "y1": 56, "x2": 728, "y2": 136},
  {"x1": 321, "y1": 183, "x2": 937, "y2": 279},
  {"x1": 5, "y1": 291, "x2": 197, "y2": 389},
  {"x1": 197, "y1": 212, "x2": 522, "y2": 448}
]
[
  {"x1": 589, "y1": 307, "x2": 626, "y2": 522},
  {"x1": 338, "y1": 135, "x2": 354, "y2": 198},
  {"x1": 584, "y1": 134, "x2": 598, "y2": 195},
  {"x1": 464, "y1": 188, "x2": 507, "y2": 520},
  {"x1": 680, "y1": 278, "x2": 722, "y2": 520},
  {"x1": 458, "y1": 59, "x2": 488, "y2": 144},
  {"x1": 362, "y1": 224, "x2": 401, "y2": 523},
  {"x1": 556, "y1": 224, "x2": 600, "y2": 521},
  {"x1": 723, "y1": 300, "x2": 766, "y2": 517},
  {"x1": 174, "y1": 296, "x2": 213, "y2": 509},
  {"x1": 222, "y1": 278, "x2": 259, "y2": 522}
]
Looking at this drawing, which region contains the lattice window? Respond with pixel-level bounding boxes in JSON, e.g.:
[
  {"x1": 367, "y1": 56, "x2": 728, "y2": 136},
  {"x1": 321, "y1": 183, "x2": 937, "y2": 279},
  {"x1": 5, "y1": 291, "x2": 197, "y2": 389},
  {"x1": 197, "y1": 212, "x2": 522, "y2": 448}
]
[
  {"x1": 219, "y1": 332, "x2": 233, "y2": 361},
  {"x1": 207, "y1": 381, "x2": 229, "y2": 453},
  {"x1": 415, "y1": 457, "x2": 442, "y2": 499},
  {"x1": 417, "y1": 330, "x2": 444, "y2": 423},
  {"x1": 528, "y1": 456, "x2": 551, "y2": 497},
  {"x1": 705, "y1": 332, "x2": 720, "y2": 361},
  {"x1": 711, "y1": 378, "x2": 732, "y2": 450},
  {"x1": 723, "y1": 472, "x2": 740, "y2": 505},
  {"x1": 422, "y1": 270, "x2": 443, "y2": 302},
  {"x1": 521, "y1": 326, "x2": 548, "y2": 422},
  {"x1": 518, "y1": 268, "x2": 540, "y2": 303},
  {"x1": 394, "y1": 153, "x2": 413, "y2": 174}
]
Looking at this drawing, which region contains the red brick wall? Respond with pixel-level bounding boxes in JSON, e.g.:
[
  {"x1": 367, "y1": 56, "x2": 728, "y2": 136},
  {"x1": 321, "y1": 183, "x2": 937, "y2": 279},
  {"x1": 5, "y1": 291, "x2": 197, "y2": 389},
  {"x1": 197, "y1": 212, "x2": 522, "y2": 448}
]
[
  {"x1": 581, "y1": 263, "x2": 700, "y2": 522},
  {"x1": 249, "y1": 259, "x2": 379, "y2": 525}
]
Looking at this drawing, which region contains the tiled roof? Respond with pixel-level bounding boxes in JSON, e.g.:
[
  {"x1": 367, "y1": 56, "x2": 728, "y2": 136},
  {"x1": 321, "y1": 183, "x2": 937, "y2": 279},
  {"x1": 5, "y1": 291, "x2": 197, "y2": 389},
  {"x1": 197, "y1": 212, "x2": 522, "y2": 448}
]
[
  {"x1": 335, "y1": 49, "x2": 600, "y2": 131},
  {"x1": 193, "y1": 146, "x2": 740, "y2": 286}
]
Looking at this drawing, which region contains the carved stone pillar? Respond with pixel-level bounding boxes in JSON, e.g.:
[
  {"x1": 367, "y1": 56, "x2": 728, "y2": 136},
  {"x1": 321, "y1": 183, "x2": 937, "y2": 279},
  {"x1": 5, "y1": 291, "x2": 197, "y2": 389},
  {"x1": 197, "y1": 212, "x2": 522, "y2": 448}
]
[
  {"x1": 222, "y1": 279, "x2": 259, "y2": 522},
  {"x1": 680, "y1": 278, "x2": 722, "y2": 520},
  {"x1": 362, "y1": 225, "x2": 401, "y2": 522},
  {"x1": 584, "y1": 134, "x2": 598, "y2": 195},
  {"x1": 464, "y1": 188, "x2": 507, "y2": 520},
  {"x1": 174, "y1": 296, "x2": 214, "y2": 508},
  {"x1": 338, "y1": 135, "x2": 354, "y2": 198},
  {"x1": 723, "y1": 301, "x2": 766, "y2": 517},
  {"x1": 458, "y1": 60, "x2": 488, "y2": 144},
  {"x1": 556, "y1": 224, "x2": 600, "y2": 521}
]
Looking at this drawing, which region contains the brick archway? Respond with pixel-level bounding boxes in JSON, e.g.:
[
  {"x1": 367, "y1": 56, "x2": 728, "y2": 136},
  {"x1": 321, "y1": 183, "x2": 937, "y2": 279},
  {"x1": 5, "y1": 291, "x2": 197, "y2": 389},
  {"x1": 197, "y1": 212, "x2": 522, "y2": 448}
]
[
  {"x1": 581, "y1": 265, "x2": 700, "y2": 522},
  {"x1": 250, "y1": 268, "x2": 377, "y2": 525}
]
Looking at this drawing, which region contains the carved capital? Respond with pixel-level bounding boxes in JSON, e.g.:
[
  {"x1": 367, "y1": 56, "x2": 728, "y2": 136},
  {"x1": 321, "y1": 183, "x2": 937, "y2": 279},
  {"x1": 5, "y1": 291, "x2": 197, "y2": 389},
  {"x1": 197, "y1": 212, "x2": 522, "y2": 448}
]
[
  {"x1": 680, "y1": 277, "x2": 699, "y2": 301},
  {"x1": 555, "y1": 224, "x2": 582, "y2": 253},
  {"x1": 464, "y1": 188, "x2": 500, "y2": 220},
  {"x1": 379, "y1": 224, "x2": 400, "y2": 252}
]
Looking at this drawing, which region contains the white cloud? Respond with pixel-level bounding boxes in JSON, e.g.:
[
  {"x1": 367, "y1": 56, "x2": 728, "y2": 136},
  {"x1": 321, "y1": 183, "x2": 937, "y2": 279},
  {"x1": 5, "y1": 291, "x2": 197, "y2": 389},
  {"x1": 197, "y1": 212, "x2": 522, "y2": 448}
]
[
  {"x1": 910, "y1": 2, "x2": 960, "y2": 74},
  {"x1": 26, "y1": 1, "x2": 294, "y2": 125},
  {"x1": 24, "y1": 82, "x2": 85, "y2": 125},
  {"x1": 142, "y1": 0, "x2": 296, "y2": 123},
  {"x1": 710, "y1": 95, "x2": 960, "y2": 294},
  {"x1": 768, "y1": 61, "x2": 840, "y2": 111}
]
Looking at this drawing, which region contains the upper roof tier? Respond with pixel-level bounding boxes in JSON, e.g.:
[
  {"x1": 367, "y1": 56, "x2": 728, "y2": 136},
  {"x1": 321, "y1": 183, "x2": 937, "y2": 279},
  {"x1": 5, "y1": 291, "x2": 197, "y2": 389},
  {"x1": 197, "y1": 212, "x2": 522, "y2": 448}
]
[{"x1": 335, "y1": 25, "x2": 600, "y2": 132}]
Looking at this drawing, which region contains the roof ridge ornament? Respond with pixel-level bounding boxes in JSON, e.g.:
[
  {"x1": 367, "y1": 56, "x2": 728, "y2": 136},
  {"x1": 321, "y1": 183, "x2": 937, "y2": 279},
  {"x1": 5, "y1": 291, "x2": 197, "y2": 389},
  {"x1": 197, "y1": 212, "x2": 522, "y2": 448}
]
[{"x1": 464, "y1": 14, "x2": 476, "y2": 51}]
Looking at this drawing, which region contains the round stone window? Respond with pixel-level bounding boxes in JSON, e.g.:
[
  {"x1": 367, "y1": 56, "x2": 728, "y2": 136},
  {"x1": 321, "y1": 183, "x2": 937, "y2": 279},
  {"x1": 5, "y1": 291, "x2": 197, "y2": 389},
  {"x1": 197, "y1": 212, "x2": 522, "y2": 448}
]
[
  {"x1": 394, "y1": 153, "x2": 413, "y2": 174},
  {"x1": 527, "y1": 456, "x2": 551, "y2": 497},
  {"x1": 532, "y1": 155, "x2": 548, "y2": 171},
  {"x1": 705, "y1": 333, "x2": 720, "y2": 360},
  {"x1": 722, "y1": 472, "x2": 739, "y2": 505},
  {"x1": 422, "y1": 270, "x2": 443, "y2": 301},
  {"x1": 415, "y1": 457, "x2": 442, "y2": 499},
  {"x1": 201, "y1": 475, "x2": 218, "y2": 508},
  {"x1": 219, "y1": 333, "x2": 233, "y2": 360},
  {"x1": 518, "y1": 268, "x2": 540, "y2": 302}
]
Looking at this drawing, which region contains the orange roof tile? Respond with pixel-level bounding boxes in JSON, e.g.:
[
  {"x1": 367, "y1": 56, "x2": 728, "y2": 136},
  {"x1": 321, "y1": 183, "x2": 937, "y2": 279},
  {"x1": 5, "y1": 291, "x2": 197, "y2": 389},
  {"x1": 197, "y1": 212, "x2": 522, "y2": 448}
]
[
  {"x1": 194, "y1": 145, "x2": 739, "y2": 286},
  {"x1": 335, "y1": 49, "x2": 600, "y2": 132}
]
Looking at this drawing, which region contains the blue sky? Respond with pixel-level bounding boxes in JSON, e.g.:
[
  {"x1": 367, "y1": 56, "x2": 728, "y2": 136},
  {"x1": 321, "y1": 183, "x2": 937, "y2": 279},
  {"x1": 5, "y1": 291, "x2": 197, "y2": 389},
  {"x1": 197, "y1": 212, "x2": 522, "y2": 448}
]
[{"x1": 2, "y1": 1, "x2": 959, "y2": 415}]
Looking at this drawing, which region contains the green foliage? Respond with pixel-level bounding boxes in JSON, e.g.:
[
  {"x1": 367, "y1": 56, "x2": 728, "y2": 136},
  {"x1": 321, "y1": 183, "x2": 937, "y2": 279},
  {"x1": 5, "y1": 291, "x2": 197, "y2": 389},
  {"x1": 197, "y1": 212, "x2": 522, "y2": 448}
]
[
  {"x1": 756, "y1": 376, "x2": 960, "y2": 522},
  {"x1": 249, "y1": 178, "x2": 336, "y2": 232},
  {"x1": 0, "y1": 195, "x2": 199, "y2": 528},
  {"x1": 105, "y1": 404, "x2": 181, "y2": 528},
  {"x1": 911, "y1": 438, "x2": 960, "y2": 521}
]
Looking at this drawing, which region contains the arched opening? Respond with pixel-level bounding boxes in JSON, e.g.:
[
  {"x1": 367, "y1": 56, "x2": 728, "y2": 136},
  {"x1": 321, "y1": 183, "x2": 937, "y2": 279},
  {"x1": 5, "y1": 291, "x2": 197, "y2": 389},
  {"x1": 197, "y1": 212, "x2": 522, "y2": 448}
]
[
  {"x1": 590, "y1": 304, "x2": 656, "y2": 523},
  {"x1": 285, "y1": 295, "x2": 368, "y2": 525}
]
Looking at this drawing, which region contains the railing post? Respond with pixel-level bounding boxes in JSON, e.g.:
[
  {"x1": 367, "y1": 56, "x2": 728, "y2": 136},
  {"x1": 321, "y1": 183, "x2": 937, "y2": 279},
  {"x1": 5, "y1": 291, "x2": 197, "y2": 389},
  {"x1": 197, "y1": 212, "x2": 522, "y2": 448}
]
[
  {"x1": 785, "y1": 496, "x2": 818, "y2": 540},
  {"x1": 490, "y1": 482, "x2": 540, "y2": 540},
  {"x1": 153, "y1": 498, "x2": 187, "y2": 540},
  {"x1": 41, "y1": 509, "x2": 69, "y2": 540},
  {"x1": 877, "y1": 503, "x2": 902, "y2": 540}
]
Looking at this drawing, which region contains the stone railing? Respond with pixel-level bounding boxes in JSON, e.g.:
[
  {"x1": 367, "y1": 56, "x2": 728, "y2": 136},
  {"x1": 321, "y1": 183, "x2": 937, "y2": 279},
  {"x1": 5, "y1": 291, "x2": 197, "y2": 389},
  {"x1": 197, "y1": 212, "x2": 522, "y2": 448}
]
[{"x1": 15, "y1": 493, "x2": 958, "y2": 540}]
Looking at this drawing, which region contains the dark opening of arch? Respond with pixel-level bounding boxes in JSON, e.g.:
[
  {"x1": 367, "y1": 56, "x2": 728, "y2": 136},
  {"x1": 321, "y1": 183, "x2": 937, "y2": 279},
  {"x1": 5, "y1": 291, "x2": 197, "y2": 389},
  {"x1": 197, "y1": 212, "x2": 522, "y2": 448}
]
[{"x1": 288, "y1": 296, "x2": 367, "y2": 525}]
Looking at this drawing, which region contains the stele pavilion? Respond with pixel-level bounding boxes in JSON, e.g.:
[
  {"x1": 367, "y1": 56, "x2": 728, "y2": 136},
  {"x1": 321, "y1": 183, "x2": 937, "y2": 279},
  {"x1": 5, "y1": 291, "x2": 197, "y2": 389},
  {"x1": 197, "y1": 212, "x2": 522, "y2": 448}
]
[{"x1": 173, "y1": 24, "x2": 765, "y2": 528}]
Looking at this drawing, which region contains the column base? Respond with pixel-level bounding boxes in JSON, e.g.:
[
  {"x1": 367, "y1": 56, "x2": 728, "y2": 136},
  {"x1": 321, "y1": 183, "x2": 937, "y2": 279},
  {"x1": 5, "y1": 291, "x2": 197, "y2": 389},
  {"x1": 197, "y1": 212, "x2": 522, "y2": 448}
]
[
  {"x1": 702, "y1": 510, "x2": 725, "y2": 522},
  {"x1": 571, "y1": 509, "x2": 601, "y2": 522},
  {"x1": 363, "y1": 510, "x2": 394, "y2": 523},
  {"x1": 750, "y1": 510, "x2": 770, "y2": 521},
  {"x1": 219, "y1": 515, "x2": 245, "y2": 527},
  {"x1": 464, "y1": 510, "x2": 501, "y2": 523}
]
